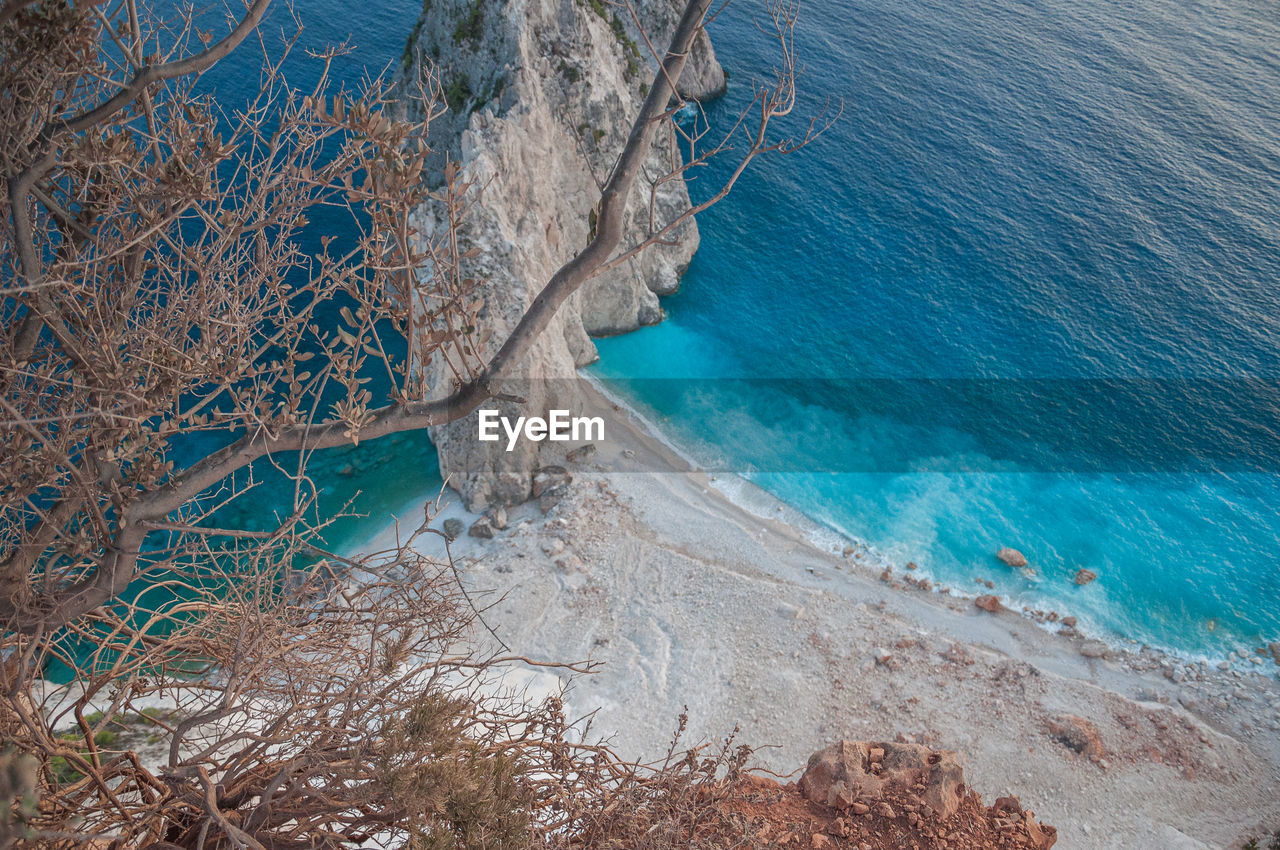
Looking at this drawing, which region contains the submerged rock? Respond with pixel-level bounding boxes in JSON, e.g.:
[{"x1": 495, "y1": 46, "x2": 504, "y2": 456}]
[
  {"x1": 997, "y1": 547, "x2": 1028, "y2": 568},
  {"x1": 1074, "y1": 568, "x2": 1097, "y2": 586}
]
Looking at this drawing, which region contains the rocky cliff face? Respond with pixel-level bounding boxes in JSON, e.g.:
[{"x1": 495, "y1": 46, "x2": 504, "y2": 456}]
[{"x1": 400, "y1": 0, "x2": 724, "y2": 509}]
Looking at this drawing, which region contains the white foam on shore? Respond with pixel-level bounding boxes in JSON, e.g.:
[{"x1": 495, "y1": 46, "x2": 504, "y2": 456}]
[
  {"x1": 581, "y1": 372, "x2": 707, "y2": 470},
  {"x1": 584, "y1": 373, "x2": 895, "y2": 566}
]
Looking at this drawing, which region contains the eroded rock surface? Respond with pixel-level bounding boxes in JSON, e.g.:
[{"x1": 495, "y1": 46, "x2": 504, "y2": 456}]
[
  {"x1": 772, "y1": 741, "x2": 1057, "y2": 848},
  {"x1": 400, "y1": 0, "x2": 722, "y2": 508},
  {"x1": 798, "y1": 740, "x2": 967, "y2": 820}
]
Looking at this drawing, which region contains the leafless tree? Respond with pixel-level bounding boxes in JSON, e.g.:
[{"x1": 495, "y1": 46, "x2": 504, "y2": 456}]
[{"x1": 0, "y1": 0, "x2": 829, "y2": 844}]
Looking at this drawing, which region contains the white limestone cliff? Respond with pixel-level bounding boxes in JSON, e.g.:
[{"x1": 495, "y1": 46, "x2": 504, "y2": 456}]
[{"x1": 401, "y1": 0, "x2": 724, "y2": 508}]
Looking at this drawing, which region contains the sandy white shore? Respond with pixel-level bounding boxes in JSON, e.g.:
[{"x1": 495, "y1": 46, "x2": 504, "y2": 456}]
[{"x1": 358, "y1": 376, "x2": 1280, "y2": 849}]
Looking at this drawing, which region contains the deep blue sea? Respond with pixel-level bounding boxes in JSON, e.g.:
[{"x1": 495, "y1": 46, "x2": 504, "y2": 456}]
[{"x1": 205, "y1": 0, "x2": 1280, "y2": 660}]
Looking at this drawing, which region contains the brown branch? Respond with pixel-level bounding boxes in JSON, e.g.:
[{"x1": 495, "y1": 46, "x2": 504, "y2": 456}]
[
  {"x1": 52, "y1": 0, "x2": 273, "y2": 138},
  {"x1": 0, "y1": 0, "x2": 717, "y2": 634}
]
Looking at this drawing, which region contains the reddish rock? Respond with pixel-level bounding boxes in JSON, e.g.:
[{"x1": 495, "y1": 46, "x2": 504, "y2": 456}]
[
  {"x1": 798, "y1": 740, "x2": 967, "y2": 820},
  {"x1": 1061, "y1": 615, "x2": 1078, "y2": 628},
  {"x1": 993, "y1": 796, "x2": 1023, "y2": 816},
  {"x1": 727, "y1": 756, "x2": 1056, "y2": 850},
  {"x1": 1048, "y1": 714, "x2": 1106, "y2": 761},
  {"x1": 1074, "y1": 568, "x2": 1097, "y2": 586},
  {"x1": 1025, "y1": 810, "x2": 1056, "y2": 849},
  {"x1": 997, "y1": 547, "x2": 1028, "y2": 568},
  {"x1": 975, "y1": 594, "x2": 1001, "y2": 613}
]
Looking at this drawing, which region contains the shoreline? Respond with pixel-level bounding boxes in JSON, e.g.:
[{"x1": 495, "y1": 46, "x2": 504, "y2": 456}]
[
  {"x1": 358, "y1": 374, "x2": 1280, "y2": 848},
  {"x1": 581, "y1": 372, "x2": 1270, "y2": 668}
]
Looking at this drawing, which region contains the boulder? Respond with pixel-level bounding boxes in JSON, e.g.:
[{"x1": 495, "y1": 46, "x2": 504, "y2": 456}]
[
  {"x1": 468, "y1": 516, "x2": 496, "y2": 539},
  {"x1": 566, "y1": 443, "x2": 596, "y2": 464},
  {"x1": 487, "y1": 505, "x2": 508, "y2": 530},
  {"x1": 441, "y1": 518, "x2": 464, "y2": 541},
  {"x1": 1268, "y1": 642, "x2": 1280, "y2": 665},
  {"x1": 797, "y1": 740, "x2": 967, "y2": 820},
  {"x1": 1073, "y1": 568, "x2": 1097, "y2": 586},
  {"x1": 1060, "y1": 616, "x2": 1077, "y2": 628},
  {"x1": 996, "y1": 547, "x2": 1028, "y2": 568},
  {"x1": 538, "y1": 488, "x2": 565, "y2": 514},
  {"x1": 1024, "y1": 811, "x2": 1057, "y2": 849},
  {"x1": 975, "y1": 595, "x2": 1001, "y2": 613},
  {"x1": 993, "y1": 798, "x2": 1057, "y2": 850},
  {"x1": 1079, "y1": 640, "x2": 1109, "y2": 659},
  {"x1": 532, "y1": 465, "x2": 571, "y2": 498},
  {"x1": 1047, "y1": 714, "x2": 1105, "y2": 761}
]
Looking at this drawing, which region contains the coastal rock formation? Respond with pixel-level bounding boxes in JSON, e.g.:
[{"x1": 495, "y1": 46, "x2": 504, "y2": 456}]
[
  {"x1": 442, "y1": 517, "x2": 465, "y2": 540},
  {"x1": 400, "y1": 0, "x2": 723, "y2": 508}
]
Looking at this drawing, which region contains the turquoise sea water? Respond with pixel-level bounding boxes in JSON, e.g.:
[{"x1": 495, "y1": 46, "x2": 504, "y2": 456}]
[
  {"x1": 184, "y1": 0, "x2": 1278, "y2": 662},
  {"x1": 593, "y1": 0, "x2": 1280, "y2": 658},
  {"x1": 188, "y1": 0, "x2": 444, "y2": 554}
]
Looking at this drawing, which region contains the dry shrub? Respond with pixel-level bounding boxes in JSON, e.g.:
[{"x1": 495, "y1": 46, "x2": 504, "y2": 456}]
[
  {"x1": 2, "y1": 512, "x2": 767, "y2": 850},
  {"x1": 545, "y1": 713, "x2": 761, "y2": 849}
]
